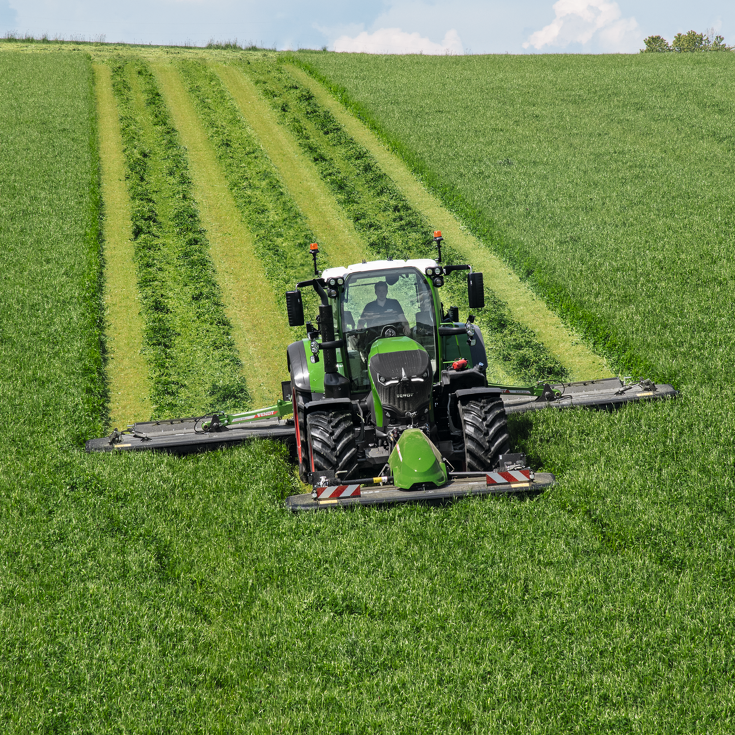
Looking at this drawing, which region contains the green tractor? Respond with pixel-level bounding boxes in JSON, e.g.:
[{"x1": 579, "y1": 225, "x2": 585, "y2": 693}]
[{"x1": 87, "y1": 235, "x2": 676, "y2": 510}]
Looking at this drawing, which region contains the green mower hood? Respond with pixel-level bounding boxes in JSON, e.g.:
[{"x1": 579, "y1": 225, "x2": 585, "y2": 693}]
[{"x1": 389, "y1": 429, "x2": 448, "y2": 490}]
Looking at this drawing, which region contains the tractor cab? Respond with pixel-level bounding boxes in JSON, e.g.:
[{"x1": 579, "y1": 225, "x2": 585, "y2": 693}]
[{"x1": 338, "y1": 263, "x2": 438, "y2": 390}]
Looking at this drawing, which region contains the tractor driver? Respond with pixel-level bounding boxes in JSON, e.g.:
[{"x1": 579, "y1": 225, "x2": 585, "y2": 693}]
[{"x1": 358, "y1": 281, "x2": 410, "y2": 335}]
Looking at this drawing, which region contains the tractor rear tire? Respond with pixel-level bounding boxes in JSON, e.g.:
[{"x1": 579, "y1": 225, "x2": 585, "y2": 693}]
[
  {"x1": 307, "y1": 411, "x2": 359, "y2": 480},
  {"x1": 461, "y1": 398, "x2": 511, "y2": 471}
]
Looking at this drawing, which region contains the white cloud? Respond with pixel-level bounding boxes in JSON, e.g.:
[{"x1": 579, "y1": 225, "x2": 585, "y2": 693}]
[
  {"x1": 333, "y1": 27, "x2": 463, "y2": 54},
  {"x1": 523, "y1": 0, "x2": 640, "y2": 52}
]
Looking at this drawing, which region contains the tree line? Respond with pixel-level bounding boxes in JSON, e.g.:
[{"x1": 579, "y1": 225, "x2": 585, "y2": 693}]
[{"x1": 641, "y1": 29, "x2": 733, "y2": 53}]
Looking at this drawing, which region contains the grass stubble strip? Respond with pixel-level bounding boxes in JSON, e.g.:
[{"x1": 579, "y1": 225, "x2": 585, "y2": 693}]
[
  {"x1": 110, "y1": 56, "x2": 250, "y2": 418},
  {"x1": 94, "y1": 62, "x2": 152, "y2": 427},
  {"x1": 151, "y1": 61, "x2": 295, "y2": 406},
  {"x1": 236, "y1": 57, "x2": 569, "y2": 384}
]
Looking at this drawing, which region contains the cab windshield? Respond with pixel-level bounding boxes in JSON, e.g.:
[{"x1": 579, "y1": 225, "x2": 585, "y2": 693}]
[{"x1": 341, "y1": 268, "x2": 436, "y2": 390}]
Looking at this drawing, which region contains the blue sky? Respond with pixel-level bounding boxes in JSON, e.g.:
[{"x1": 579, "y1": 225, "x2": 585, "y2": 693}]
[{"x1": 1, "y1": 0, "x2": 732, "y2": 54}]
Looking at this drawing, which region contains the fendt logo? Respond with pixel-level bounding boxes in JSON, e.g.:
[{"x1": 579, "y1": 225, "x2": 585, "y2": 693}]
[{"x1": 397, "y1": 393, "x2": 413, "y2": 399}]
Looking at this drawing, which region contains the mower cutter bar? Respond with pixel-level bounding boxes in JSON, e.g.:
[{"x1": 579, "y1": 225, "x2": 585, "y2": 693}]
[
  {"x1": 286, "y1": 472, "x2": 555, "y2": 511},
  {"x1": 500, "y1": 377, "x2": 677, "y2": 414},
  {"x1": 85, "y1": 414, "x2": 295, "y2": 453}
]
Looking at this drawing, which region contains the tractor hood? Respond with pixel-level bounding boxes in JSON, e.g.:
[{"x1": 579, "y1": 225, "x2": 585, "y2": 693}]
[{"x1": 368, "y1": 337, "x2": 432, "y2": 430}]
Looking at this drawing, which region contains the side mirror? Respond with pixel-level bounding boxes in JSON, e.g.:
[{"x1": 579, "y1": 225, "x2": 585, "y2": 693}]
[
  {"x1": 286, "y1": 290, "x2": 304, "y2": 326},
  {"x1": 468, "y1": 273, "x2": 484, "y2": 309}
]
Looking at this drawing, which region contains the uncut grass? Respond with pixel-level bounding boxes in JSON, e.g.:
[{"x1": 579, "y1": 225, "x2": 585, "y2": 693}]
[
  {"x1": 243, "y1": 56, "x2": 566, "y2": 384},
  {"x1": 110, "y1": 56, "x2": 249, "y2": 418},
  {"x1": 0, "y1": 52, "x2": 105, "y2": 451},
  {"x1": 7, "y1": 445, "x2": 735, "y2": 732}
]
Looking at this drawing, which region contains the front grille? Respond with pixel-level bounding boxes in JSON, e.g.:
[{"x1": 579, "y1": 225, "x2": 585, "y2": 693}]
[{"x1": 369, "y1": 347, "x2": 432, "y2": 427}]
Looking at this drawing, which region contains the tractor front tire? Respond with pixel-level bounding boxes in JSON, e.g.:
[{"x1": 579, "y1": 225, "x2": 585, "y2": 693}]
[
  {"x1": 461, "y1": 398, "x2": 511, "y2": 471},
  {"x1": 307, "y1": 411, "x2": 359, "y2": 481}
]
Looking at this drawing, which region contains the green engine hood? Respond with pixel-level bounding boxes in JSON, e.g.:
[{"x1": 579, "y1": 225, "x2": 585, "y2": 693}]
[
  {"x1": 368, "y1": 337, "x2": 431, "y2": 429},
  {"x1": 389, "y1": 429, "x2": 448, "y2": 490}
]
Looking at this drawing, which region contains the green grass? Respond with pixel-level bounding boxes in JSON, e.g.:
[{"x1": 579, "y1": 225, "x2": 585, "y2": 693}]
[
  {"x1": 109, "y1": 57, "x2": 250, "y2": 418},
  {"x1": 2, "y1": 48, "x2": 735, "y2": 733},
  {"x1": 0, "y1": 51, "x2": 105, "y2": 452}
]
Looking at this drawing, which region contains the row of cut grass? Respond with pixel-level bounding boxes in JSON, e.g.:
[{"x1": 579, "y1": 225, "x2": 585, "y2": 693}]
[
  {"x1": 152, "y1": 61, "x2": 297, "y2": 405},
  {"x1": 176, "y1": 58, "x2": 325, "y2": 336},
  {"x1": 244, "y1": 56, "x2": 567, "y2": 384},
  {"x1": 214, "y1": 62, "x2": 370, "y2": 272},
  {"x1": 110, "y1": 56, "x2": 250, "y2": 418}
]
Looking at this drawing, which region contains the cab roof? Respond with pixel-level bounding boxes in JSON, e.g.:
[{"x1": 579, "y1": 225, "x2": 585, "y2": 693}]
[{"x1": 321, "y1": 259, "x2": 438, "y2": 281}]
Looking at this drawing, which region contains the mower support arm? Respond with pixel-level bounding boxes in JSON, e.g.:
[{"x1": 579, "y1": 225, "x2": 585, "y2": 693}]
[{"x1": 202, "y1": 399, "x2": 293, "y2": 430}]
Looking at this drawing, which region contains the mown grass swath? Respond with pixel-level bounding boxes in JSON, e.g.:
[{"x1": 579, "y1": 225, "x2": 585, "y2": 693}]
[
  {"x1": 244, "y1": 57, "x2": 567, "y2": 384},
  {"x1": 176, "y1": 58, "x2": 323, "y2": 333},
  {"x1": 109, "y1": 57, "x2": 249, "y2": 418}
]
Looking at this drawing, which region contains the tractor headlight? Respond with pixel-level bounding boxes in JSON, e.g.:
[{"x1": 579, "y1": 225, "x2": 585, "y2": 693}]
[
  {"x1": 433, "y1": 276, "x2": 444, "y2": 287},
  {"x1": 328, "y1": 289, "x2": 337, "y2": 298},
  {"x1": 425, "y1": 267, "x2": 433, "y2": 276},
  {"x1": 328, "y1": 278, "x2": 336, "y2": 286},
  {"x1": 434, "y1": 267, "x2": 442, "y2": 275},
  {"x1": 337, "y1": 278, "x2": 344, "y2": 285}
]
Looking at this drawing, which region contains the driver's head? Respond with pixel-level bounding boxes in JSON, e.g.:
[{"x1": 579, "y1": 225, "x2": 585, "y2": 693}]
[{"x1": 374, "y1": 281, "x2": 388, "y2": 298}]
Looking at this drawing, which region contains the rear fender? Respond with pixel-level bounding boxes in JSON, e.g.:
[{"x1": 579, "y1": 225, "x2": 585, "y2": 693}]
[{"x1": 288, "y1": 341, "x2": 311, "y2": 393}]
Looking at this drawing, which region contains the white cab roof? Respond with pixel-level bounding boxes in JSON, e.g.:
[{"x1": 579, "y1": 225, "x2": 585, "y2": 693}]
[{"x1": 321, "y1": 258, "x2": 438, "y2": 281}]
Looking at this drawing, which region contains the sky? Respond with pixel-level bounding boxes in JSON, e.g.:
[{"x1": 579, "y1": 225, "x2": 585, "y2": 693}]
[{"x1": 0, "y1": 0, "x2": 732, "y2": 55}]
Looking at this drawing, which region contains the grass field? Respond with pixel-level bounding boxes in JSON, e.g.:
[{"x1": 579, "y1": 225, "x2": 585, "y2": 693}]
[{"x1": 1, "y1": 45, "x2": 734, "y2": 732}]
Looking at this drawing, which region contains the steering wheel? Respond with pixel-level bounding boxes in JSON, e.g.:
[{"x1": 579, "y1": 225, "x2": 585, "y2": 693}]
[{"x1": 381, "y1": 324, "x2": 400, "y2": 338}]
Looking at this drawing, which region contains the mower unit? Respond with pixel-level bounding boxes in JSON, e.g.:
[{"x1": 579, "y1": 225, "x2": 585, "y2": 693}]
[{"x1": 87, "y1": 235, "x2": 677, "y2": 510}]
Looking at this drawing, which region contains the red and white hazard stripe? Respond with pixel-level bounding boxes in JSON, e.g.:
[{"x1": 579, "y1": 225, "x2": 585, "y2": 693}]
[
  {"x1": 315, "y1": 484, "x2": 362, "y2": 499},
  {"x1": 486, "y1": 469, "x2": 534, "y2": 485}
]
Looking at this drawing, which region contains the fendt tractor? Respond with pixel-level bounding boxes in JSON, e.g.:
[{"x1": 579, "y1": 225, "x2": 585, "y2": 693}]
[{"x1": 87, "y1": 234, "x2": 677, "y2": 510}]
